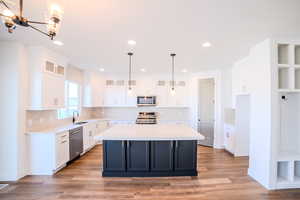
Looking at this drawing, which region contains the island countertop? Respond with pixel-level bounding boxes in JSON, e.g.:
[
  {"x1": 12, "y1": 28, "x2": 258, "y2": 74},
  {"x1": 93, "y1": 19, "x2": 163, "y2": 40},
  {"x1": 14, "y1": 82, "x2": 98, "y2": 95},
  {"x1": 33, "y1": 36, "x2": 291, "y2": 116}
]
[{"x1": 102, "y1": 124, "x2": 205, "y2": 141}]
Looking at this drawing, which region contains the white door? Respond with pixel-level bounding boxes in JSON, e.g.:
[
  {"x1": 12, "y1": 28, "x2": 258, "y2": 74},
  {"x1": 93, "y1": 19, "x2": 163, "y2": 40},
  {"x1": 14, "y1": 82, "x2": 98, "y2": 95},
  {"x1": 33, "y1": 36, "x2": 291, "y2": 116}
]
[{"x1": 198, "y1": 78, "x2": 215, "y2": 147}]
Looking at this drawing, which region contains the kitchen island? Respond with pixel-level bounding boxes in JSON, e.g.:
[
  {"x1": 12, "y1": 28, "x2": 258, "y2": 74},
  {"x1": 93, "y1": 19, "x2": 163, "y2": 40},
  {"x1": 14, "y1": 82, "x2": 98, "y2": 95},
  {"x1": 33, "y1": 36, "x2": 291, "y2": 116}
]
[{"x1": 102, "y1": 124, "x2": 204, "y2": 177}]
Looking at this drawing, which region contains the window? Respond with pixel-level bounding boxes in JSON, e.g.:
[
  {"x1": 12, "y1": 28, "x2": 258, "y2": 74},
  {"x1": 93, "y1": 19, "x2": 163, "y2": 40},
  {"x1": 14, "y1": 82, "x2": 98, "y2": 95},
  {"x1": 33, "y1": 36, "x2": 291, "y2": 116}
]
[{"x1": 58, "y1": 81, "x2": 81, "y2": 119}]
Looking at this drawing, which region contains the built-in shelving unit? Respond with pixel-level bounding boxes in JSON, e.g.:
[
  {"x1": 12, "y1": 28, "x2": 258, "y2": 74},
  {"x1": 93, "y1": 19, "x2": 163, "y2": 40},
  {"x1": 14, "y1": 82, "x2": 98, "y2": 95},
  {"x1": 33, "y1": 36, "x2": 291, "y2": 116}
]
[
  {"x1": 277, "y1": 43, "x2": 300, "y2": 92},
  {"x1": 276, "y1": 41, "x2": 300, "y2": 189}
]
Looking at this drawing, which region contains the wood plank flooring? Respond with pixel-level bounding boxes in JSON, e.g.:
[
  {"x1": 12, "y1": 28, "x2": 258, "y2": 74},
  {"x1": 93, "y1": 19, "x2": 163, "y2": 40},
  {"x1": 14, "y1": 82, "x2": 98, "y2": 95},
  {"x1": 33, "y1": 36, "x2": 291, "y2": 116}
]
[{"x1": 1, "y1": 145, "x2": 300, "y2": 200}]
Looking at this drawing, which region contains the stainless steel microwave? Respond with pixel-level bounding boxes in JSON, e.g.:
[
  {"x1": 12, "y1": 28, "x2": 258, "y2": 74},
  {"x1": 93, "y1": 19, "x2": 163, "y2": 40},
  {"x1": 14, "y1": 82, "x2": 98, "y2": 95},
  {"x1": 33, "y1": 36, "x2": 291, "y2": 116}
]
[{"x1": 137, "y1": 96, "x2": 157, "y2": 106}]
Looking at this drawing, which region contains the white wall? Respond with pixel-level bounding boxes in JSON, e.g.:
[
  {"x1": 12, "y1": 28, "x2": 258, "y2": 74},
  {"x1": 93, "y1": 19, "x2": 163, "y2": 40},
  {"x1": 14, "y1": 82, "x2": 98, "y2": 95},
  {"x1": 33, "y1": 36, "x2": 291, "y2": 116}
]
[
  {"x1": 0, "y1": 41, "x2": 28, "y2": 181},
  {"x1": 232, "y1": 39, "x2": 274, "y2": 189},
  {"x1": 221, "y1": 68, "x2": 233, "y2": 108},
  {"x1": 232, "y1": 56, "x2": 252, "y2": 107}
]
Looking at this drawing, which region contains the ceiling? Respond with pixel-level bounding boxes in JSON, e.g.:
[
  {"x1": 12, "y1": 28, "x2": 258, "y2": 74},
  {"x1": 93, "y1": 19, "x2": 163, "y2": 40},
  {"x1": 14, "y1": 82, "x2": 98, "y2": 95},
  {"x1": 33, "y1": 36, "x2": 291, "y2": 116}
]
[{"x1": 1, "y1": 0, "x2": 300, "y2": 73}]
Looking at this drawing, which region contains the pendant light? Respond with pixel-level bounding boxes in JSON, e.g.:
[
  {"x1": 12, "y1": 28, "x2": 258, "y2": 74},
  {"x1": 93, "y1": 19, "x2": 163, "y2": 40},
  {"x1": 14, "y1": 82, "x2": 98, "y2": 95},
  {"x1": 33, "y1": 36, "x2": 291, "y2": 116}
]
[
  {"x1": 170, "y1": 53, "x2": 176, "y2": 95},
  {"x1": 128, "y1": 52, "x2": 133, "y2": 94}
]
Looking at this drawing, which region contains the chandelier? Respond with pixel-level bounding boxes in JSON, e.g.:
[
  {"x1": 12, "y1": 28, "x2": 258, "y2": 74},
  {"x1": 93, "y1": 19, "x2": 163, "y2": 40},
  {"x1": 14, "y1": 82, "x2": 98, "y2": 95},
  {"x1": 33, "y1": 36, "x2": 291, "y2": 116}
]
[{"x1": 0, "y1": 0, "x2": 63, "y2": 40}]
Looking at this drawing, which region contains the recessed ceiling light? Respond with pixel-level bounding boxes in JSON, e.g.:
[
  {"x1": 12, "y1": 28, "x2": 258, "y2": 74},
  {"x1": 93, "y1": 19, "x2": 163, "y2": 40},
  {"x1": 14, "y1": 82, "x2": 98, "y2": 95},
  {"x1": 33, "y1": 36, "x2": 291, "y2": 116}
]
[
  {"x1": 140, "y1": 68, "x2": 146, "y2": 72},
  {"x1": 99, "y1": 68, "x2": 105, "y2": 72},
  {"x1": 202, "y1": 42, "x2": 211, "y2": 47},
  {"x1": 53, "y1": 40, "x2": 64, "y2": 46},
  {"x1": 128, "y1": 40, "x2": 136, "y2": 46},
  {"x1": 181, "y1": 69, "x2": 188, "y2": 73}
]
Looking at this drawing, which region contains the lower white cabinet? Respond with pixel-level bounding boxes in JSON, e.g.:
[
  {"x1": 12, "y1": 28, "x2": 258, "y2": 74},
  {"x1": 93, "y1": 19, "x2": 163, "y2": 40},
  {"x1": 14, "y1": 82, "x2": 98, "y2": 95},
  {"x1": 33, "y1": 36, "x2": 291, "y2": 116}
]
[
  {"x1": 224, "y1": 124, "x2": 235, "y2": 154},
  {"x1": 55, "y1": 131, "x2": 70, "y2": 169},
  {"x1": 27, "y1": 131, "x2": 70, "y2": 175},
  {"x1": 83, "y1": 123, "x2": 96, "y2": 152}
]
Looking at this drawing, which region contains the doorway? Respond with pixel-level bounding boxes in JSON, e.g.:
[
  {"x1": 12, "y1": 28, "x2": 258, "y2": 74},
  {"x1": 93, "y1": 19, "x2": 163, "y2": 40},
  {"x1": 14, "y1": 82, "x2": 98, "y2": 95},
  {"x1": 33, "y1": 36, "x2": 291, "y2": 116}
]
[{"x1": 198, "y1": 78, "x2": 215, "y2": 147}]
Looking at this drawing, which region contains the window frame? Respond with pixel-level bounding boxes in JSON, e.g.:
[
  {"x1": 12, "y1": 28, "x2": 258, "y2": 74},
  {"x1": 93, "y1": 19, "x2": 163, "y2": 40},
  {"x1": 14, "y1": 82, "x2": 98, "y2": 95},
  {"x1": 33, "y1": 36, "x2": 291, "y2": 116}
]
[{"x1": 57, "y1": 80, "x2": 82, "y2": 119}]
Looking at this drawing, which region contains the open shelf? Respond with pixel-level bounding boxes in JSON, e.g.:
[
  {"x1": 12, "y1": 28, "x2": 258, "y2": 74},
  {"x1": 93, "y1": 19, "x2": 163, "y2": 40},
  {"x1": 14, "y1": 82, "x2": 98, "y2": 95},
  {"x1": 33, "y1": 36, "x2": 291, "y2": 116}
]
[
  {"x1": 278, "y1": 68, "x2": 290, "y2": 89},
  {"x1": 295, "y1": 45, "x2": 300, "y2": 65},
  {"x1": 277, "y1": 161, "x2": 291, "y2": 182},
  {"x1": 295, "y1": 161, "x2": 300, "y2": 181},
  {"x1": 278, "y1": 44, "x2": 289, "y2": 65},
  {"x1": 295, "y1": 68, "x2": 300, "y2": 89}
]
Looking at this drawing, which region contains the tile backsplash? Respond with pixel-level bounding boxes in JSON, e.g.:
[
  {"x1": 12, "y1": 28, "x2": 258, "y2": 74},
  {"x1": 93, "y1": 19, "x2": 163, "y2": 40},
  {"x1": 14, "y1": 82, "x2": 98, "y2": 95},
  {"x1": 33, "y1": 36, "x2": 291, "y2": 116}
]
[
  {"x1": 102, "y1": 107, "x2": 189, "y2": 121},
  {"x1": 26, "y1": 107, "x2": 189, "y2": 132},
  {"x1": 26, "y1": 107, "x2": 103, "y2": 132}
]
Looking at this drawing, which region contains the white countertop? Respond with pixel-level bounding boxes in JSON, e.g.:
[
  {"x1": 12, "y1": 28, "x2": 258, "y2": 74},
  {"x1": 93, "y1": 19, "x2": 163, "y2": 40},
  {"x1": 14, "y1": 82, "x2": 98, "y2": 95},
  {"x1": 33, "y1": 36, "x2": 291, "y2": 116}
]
[
  {"x1": 26, "y1": 118, "x2": 110, "y2": 135},
  {"x1": 102, "y1": 124, "x2": 205, "y2": 141}
]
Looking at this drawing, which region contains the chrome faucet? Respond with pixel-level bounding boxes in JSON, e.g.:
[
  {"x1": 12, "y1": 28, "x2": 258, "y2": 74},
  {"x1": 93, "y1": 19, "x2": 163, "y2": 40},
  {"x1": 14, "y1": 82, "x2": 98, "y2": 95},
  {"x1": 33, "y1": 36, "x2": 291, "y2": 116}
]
[{"x1": 72, "y1": 111, "x2": 79, "y2": 124}]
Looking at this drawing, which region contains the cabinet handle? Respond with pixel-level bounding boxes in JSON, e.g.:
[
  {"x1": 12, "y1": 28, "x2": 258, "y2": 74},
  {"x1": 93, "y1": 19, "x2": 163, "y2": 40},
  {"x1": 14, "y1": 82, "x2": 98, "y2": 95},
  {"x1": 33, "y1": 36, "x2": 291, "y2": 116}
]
[{"x1": 175, "y1": 141, "x2": 178, "y2": 148}]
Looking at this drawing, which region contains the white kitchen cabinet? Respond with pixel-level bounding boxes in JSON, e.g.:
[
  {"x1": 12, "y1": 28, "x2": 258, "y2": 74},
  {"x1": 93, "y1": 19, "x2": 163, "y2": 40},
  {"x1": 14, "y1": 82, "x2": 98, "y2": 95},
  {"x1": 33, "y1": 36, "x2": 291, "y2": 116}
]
[
  {"x1": 167, "y1": 84, "x2": 188, "y2": 107},
  {"x1": 27, "y1": 131, "x2": 70, "y2": 175},
  {"x1": 55, "y1": 131, "x2": 70, "y2": 169},
  {"x1": 83, "y1": 123, "x2": 96, "y2": 152},
  {"x1": 27, "y1": 46, "x2": 67, "y2": 110},
  {"x1": 103, "y1": 85, "x2": 126, "y2": 106},
  {"x1": 223, "y1": 95, "x2": 250, "y2": 157},
  {"x1": 156, "y1": 84, "x2": 169, "y2": 107},
  {"x1": 83, "y1": 71, "x2": 105, "y2": 107},
  {"x1": 224, "y1": 124, "x2": 235, "y2": 154},
  {"x1": 43, "y1": 73, "x2": 65, "y2": 108}
]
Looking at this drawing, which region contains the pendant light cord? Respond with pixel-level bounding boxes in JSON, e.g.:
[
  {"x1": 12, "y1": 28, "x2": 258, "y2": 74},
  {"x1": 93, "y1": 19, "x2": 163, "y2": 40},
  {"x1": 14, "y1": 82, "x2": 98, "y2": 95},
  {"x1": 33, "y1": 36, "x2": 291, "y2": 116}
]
[
  {"x1": 128, "y1": 52, "x2": 133, "y2": 90},
  {"x1": 171, "y1": 53, "x2": 176, "y2": 90},
  {"x1": 20, "y1": 0, "x2": 23, "y2": 17}
]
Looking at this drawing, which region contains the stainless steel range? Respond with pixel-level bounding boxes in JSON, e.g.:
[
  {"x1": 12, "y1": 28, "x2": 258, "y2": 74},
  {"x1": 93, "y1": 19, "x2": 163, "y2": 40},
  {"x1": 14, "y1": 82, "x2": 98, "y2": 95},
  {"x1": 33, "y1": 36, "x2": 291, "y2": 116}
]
[{"x1": 136, "y1": 112, "x2": 157, "y2": 124}]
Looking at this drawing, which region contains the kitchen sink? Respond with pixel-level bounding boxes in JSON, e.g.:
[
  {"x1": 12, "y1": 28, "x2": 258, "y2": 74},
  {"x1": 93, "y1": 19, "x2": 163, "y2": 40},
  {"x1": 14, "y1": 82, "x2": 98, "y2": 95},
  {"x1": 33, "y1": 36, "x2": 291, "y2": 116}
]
[{"x1": 74, "y1": 121, "x2": 88, "y2": 125}]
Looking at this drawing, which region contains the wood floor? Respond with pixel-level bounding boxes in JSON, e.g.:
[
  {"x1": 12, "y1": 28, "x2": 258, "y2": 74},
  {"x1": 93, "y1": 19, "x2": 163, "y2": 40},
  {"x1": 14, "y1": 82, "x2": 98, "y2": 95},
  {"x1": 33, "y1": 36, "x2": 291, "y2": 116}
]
[{"x1": 1, "y1": 145, "x2": 300, "y2": 200}]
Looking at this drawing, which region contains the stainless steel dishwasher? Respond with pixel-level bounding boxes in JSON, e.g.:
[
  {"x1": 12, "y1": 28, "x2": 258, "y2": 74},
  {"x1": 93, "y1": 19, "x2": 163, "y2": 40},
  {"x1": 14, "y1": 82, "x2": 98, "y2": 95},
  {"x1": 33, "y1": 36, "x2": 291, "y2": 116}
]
[{"x1": 69, "y1": 127, "x2": 83, "y2": 161}]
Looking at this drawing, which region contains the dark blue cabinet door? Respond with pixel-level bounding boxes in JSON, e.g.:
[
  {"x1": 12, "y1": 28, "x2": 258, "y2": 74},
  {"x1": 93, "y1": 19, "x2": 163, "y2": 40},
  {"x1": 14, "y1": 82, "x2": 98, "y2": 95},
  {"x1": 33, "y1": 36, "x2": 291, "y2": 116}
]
[
  {"x1": 103, "y1": 141, "x2": 126, "y2": 171},
  {"x1": 174, "y1": 141, "x2": 197, "y2": 171},
  {"x1": 151, "y1": 141, "x2": 174, "y2": 171},
  {"x1": 127, "y1": 141, "x2": 150, "y2": 171}
]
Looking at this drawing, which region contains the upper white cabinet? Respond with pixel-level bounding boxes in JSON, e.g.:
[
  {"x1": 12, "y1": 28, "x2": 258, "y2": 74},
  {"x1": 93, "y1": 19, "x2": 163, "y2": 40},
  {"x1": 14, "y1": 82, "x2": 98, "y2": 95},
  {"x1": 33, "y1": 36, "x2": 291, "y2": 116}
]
[
  {"x1": 103, "y1": 81, "x2": 127, "y2": 106},
  {"x1": 27, "y1": 46, "x2": 68, "y2": 110},
  {"x1": 83, "y1": 71, "x2": 105, "y2": 107},
  {"x1": 156, "y1": 80, "x2": 188, "y2": 107},
  {"x1": 82, "y1": 71, "x2": 189, "y2": 108}
]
